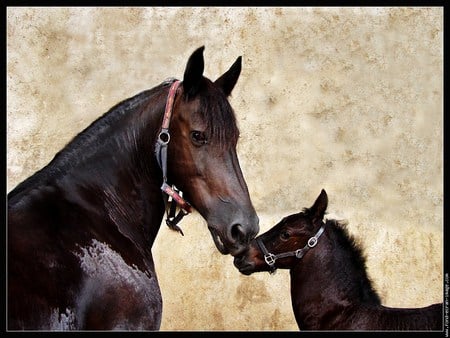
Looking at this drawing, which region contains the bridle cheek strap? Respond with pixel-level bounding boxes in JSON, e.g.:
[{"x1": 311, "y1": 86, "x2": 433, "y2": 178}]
[
  {"x1": 257, "y1": 223, "x2": 326, "y2": 274},
  {"x1": 155, "y1": 79, "x2": 192, "y2": 235}
]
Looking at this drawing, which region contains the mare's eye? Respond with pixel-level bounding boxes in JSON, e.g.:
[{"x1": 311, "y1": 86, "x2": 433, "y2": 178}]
[
  {"x1": 191, "y1": 131, "x2": 207, "y2": 146},
  {"x1": 280, "y1": 231, "x2": 290, "y2": 241}
]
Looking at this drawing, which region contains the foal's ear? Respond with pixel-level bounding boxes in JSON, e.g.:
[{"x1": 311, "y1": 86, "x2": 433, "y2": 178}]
[
  {"x1": 214, "y1": 56, "x2": 242, "y2": 97},
  {"x1": 183, "y1": 46, "x2": 205, "y2": 98},
  {"x1": 309, "y1": 189, "x2": 328, "y2": 223}
]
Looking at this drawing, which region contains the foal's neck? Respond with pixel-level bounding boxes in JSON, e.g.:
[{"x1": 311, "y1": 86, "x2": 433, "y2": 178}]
[{"x1": 289, "y1": 222, "x2": 381, "y2": 330}]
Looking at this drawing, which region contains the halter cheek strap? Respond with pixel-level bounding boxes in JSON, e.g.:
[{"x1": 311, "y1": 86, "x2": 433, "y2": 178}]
[
  {"x1": 155, "y1": 79, "x2": 192, "y2": 235},
  {"x1": 257, "y1": 223, "x2": 326, "y2": 274}
]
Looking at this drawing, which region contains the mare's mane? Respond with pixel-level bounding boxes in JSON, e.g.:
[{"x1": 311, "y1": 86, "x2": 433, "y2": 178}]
[
  {"x1": 9, "y1": 78, "x2": 240, "y2": 201},
  {"x1": 8, "y1": 83, "x2": 166, "y2": 200},
  {"x1": 48, "y1": 84, "x2": 167, "y2": 167}
]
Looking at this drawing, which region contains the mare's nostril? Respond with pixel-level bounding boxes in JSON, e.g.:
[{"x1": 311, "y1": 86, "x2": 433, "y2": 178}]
[{"x1": 231, "y1": 223, "x2": 248, "y2": 244}]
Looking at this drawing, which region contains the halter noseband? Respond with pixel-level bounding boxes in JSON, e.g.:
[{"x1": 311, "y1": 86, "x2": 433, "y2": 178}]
[
  {"x1": 256, "y1": 223, "x2": 326, "y2": 273},
  {"x1": 155, "y1": 79, "x2": 192, "y2": 235}
]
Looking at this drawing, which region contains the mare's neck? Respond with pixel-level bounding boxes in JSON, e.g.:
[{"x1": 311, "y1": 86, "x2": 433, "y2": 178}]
[
  {"x1": 289, "y1": 222, "x2": 381, "y2": 330},
  {"x1": 64, "y1": 90, "x2": 168, "y2": 247},
  {"x1": 11, "y1": 87, "x2": 170, "y2": 249}
]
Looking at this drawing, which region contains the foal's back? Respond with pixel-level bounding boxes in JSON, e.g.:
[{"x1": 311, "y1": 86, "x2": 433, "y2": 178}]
[{"x1": 354, "y1": 303, "x2": 442, "y2": 330}]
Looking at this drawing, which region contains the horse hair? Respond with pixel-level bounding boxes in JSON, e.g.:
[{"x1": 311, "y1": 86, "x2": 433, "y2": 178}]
[{"x1": 321, "y1": 217, "x2": 382, "y2": 305}]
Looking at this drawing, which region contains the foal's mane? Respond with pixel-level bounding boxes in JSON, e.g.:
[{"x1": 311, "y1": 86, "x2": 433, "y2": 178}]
[{"x1": 324, "y1": 217, "x2": 382, "y2": 304}]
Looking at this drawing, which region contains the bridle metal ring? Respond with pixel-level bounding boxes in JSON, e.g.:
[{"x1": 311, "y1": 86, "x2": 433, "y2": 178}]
[{"x1": 158, "y1": 131, "x2": 170, "y2": 145}]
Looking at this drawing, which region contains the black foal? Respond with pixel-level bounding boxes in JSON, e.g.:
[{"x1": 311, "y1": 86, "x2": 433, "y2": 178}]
[{"x1": 234, "y1": 189, "x2": 442, "y2": 330}]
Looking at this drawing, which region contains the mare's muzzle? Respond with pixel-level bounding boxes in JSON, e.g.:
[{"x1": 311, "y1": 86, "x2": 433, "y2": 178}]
[{"x1": 208, "y1": 214, "x2": 259, "y2": 256}]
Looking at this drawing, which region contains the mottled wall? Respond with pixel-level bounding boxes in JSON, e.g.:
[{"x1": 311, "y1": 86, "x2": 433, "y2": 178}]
[{"x1": 7, "y1": 7, "x2": 443, "y2": 331}]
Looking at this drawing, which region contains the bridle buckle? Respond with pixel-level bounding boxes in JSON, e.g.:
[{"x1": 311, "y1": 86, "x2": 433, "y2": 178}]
[
  {"x1": 307, "y1": 236, "x2": 318, "y2": 248},
  {"x1": 264, "y1": 253, "x2": 276, "y2": 266}
]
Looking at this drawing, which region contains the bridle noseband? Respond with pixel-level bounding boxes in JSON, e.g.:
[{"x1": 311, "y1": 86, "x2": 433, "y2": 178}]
[
  {"x1": 155, "y1": 79, "x2": 192, "y2": 235},
  {"x1": 256, "y1": 223, "x2": 326, "y2": 273}
]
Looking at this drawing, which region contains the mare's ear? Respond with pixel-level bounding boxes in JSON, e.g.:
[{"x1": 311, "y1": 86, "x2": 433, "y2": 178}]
[
  {"x1": 183, "y1": 46, "x2": 205, "y2": 98},
  {"x1": 309, "y1": 189, "x2": 328, "y2": 223},
  {"x1": 214, "y1": 56, "x2": 242, "y2": 97}
]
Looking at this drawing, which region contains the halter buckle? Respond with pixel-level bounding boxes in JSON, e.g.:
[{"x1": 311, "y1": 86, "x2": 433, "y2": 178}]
[
  {"x1": 307, "y1": 236, "x2": 318, "y2": 248},
  {"x1": 264, "y1": 253, "x2": 276, "y2": 266}
]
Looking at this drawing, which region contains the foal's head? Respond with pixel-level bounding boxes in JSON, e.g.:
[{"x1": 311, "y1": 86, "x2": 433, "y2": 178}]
[{"x1": 234, "y1": 189, "x2": 328, "y2": 274}]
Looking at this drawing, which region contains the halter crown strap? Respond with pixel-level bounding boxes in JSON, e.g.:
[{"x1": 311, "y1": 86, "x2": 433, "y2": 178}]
[
  {"x1": 257, "y1": 223, "x2": 326, "y2": 273},
  {"x1": 155, "y1": 79, "x2": 192, "y2": 235},
  {"x1": 161, "y1": 80, "x2": 181, "y2": 131}
]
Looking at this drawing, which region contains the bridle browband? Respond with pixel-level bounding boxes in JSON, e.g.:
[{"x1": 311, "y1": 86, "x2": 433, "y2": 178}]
[
  {"x1": 256, "y1": 223, "x2": 326, "y2": 273},
  {"x1": 155, "y1": 79, "x2": 192, "y2": 235}
]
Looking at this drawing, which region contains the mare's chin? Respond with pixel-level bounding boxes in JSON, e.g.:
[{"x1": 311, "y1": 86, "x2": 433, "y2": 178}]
[{"x1": 208, "y1": 227, "x2": 230, "y2": 255}]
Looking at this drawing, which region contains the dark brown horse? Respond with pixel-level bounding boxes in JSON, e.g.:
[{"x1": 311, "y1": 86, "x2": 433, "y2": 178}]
[
  {"x1": 8, "y1": 46, "x2": 259, "y2": 330},
  {"x1": 234, "y1": 189, "x2": 442, "y2": 331}
]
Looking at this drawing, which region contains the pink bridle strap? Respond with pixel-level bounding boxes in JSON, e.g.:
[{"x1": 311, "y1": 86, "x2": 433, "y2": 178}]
[
  {"x1": 161, "y1": 80, "x2": 181, "y2": 130},
  {"x1": 161, "y1": 182, "x2": 192, "y2": 213},
  {"x1": 155, "y1": 79, "x2": 192, "y2": 234}
]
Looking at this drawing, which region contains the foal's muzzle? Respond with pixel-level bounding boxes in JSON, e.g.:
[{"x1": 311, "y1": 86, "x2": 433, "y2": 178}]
[{"x1": 233, "y1": 255, "x2": 256, "y2": 275}]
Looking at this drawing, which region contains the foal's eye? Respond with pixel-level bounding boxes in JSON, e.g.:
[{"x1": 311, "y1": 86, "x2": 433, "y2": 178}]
[
  {"x1": 190, "y1": 131, "x2": 207, "y2": 146},
  {"x1": 280, "y1": 231, "x2": 290, "y2": 240}
]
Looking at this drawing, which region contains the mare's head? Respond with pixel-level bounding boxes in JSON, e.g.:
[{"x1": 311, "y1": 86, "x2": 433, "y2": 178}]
[
  {"x1": 164, "y1": 46, "x2": 259, "y2": 256},
  {"x1": 234, "y1": 189, "x2": 328, "y2": 274}
]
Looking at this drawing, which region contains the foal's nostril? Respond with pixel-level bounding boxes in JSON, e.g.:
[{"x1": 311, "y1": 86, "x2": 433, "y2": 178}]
[{"x1": 233, "y1": 255, "x2": 246, "y2": 267}]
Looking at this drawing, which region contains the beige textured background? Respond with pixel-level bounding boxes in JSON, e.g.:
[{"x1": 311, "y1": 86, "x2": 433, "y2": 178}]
[{"x1": 7, "y1": 7, "x2": 443, "y2": 331}]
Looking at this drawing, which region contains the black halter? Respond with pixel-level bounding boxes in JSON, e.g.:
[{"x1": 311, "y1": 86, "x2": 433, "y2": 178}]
[{"x1": 256, "y1": 223, "x2": 326, "y2": 273}]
